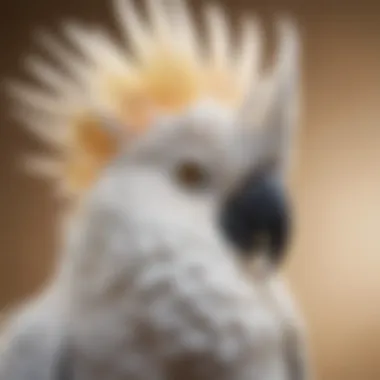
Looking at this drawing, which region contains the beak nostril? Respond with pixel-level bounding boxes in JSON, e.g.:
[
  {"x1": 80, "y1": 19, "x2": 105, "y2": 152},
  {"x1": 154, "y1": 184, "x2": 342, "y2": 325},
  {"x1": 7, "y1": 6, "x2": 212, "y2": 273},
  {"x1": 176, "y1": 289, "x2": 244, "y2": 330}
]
[{"x1": 219, "y1": 172, "x2": 291, "y2": 266}]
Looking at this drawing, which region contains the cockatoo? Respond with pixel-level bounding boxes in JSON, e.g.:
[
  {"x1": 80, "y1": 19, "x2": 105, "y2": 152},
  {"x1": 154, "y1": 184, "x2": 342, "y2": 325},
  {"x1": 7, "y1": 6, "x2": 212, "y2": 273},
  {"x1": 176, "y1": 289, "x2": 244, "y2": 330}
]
[{"x1": 0, "y1": 0, "x2": 310, "y2": 379}]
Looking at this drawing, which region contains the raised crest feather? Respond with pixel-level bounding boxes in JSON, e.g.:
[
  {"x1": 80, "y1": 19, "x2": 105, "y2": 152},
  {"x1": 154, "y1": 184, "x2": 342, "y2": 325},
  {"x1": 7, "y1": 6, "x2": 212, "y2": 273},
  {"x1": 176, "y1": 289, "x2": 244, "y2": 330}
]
[{"x1": 9, "y1": 0, "x2": 299, "y2": 199}]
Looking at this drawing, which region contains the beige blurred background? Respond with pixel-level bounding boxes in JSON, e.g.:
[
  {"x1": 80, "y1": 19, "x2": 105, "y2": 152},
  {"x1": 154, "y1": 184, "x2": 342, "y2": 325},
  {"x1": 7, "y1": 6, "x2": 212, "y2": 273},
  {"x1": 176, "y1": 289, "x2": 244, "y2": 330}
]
[{"x1": 1, "y1": 0, "x2": 380, "y2": 379}]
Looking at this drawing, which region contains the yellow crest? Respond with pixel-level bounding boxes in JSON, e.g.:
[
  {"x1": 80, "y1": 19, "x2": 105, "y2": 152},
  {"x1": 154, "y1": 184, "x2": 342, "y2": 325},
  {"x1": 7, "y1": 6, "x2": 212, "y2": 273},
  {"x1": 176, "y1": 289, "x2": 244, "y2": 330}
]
[{"x1": 9, "y1": 0, "x2": 262, "y2": 198}]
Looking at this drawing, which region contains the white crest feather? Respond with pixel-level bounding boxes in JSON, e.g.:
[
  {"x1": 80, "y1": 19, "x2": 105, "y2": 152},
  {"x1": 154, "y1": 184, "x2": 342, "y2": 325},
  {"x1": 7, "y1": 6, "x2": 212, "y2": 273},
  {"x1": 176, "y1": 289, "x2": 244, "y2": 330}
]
[
  {"x1": 62, "y1": 23, "x2": 108, "y2": 66},
  {"x1": 35, "y1": 31, "x2": 92, "y2": 82},
  {"x1": 146, "y1": 0, "x2": 173, "y2": 42},
  {"x1": 8, "y1": 82, "x2": 75, "y2": 115},
  {"x1": 273, "y1": 17, "x2": 300, "y2": 88},
  {"x1": 204, "y1": 3, "x2": 230, "y2": 66},
  {"x1": 24, "y1": 57, "x2": 79, "y2": 96},
  {"x1": 114, "y1": 0, "x2": 152, "y2": 58},
  {"x1": 165, "y1": 0, "x2": 200, "y2": 57},
  {"x1": 237, "y1": 17, "x2": 300, "y2": 181},
  {"x1": 62, "y1": 23, "x2": 128, "y2": 75},
  {"x1": 236, "y1": 16, "x2": 262, "y2": 93},
  {"x1": 11, "y1": 107, "x2": 68, "y2": 148}
]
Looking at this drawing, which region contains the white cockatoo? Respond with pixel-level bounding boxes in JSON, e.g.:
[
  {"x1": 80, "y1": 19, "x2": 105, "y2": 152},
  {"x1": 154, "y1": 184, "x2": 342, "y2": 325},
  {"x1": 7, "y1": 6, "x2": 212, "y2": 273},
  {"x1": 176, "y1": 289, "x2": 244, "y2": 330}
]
[{"x1": 1, "y1": 0, "x2": 309, "y2": 379}]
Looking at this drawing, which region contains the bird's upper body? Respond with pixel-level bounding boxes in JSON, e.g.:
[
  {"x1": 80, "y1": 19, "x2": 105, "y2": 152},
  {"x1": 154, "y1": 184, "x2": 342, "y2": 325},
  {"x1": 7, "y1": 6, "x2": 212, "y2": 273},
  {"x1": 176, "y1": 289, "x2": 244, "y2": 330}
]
[
  {"x1": 0, "y1": 0, "x2": 309, "y2": 379},
  {"x1": 0, "y1": 100, "x2": 308, "y2": 379}
]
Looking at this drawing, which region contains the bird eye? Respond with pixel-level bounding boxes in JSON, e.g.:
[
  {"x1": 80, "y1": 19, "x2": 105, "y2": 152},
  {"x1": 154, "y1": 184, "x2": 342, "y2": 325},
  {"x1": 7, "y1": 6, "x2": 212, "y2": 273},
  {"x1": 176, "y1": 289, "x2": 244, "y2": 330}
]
[{"x1": 175, "y1": 161, "x2": 210, "y2": 191}]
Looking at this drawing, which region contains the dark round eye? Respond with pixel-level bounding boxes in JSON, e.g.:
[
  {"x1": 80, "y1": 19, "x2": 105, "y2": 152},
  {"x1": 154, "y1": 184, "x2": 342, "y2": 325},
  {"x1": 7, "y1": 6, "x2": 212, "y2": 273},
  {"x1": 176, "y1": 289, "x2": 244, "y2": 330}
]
[{"x1": 175, "y1": 161, "x2": 210, "y2": 191}]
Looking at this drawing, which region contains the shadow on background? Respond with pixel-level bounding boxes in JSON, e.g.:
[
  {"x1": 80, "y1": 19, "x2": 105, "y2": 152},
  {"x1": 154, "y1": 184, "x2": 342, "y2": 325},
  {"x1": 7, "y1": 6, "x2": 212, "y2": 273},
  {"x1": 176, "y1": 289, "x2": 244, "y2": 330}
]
[{"x1": 1, "y1": 1, "x2": 380, "y2": 379}]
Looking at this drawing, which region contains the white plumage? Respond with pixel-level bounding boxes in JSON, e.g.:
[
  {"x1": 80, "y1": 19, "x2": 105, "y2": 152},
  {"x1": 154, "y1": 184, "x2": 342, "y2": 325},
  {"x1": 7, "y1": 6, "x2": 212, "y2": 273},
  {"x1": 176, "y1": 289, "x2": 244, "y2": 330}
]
[{"x1": 1, "y1": 1, "x2": 309, "y2": 379}]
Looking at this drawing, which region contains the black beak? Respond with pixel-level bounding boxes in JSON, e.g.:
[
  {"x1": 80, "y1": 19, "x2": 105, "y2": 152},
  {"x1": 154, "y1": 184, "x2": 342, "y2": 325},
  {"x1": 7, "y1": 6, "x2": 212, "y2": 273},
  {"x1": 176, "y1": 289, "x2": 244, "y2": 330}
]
[{"x1": 219, "y1": 169, "x2": 292, "y2": 266}]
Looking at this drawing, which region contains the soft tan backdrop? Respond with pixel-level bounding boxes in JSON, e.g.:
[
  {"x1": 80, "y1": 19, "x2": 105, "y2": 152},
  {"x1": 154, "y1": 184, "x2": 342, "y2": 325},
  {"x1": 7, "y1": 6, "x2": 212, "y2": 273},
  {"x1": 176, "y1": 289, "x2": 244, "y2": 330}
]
[{"x1": 1, "y1": 1, "x2": 380, "y2": 379}]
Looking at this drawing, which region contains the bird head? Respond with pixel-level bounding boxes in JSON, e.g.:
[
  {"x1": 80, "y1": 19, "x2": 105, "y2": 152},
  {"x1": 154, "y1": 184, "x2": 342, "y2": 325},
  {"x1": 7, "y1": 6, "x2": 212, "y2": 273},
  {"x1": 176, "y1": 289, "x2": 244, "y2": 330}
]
[{"x1": 9, "y1": 0, "x2": 300, "y2": 270}]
